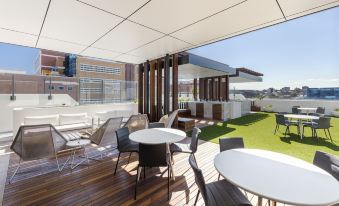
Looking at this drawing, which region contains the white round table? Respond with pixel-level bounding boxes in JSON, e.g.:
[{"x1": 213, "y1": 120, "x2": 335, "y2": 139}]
[
  {"x1": 129, "y1": 128, "x2": 186, "y2": 144},
  {"x1": 129, "y1": 128, "x2": 186, "y2": 180},
  {"x1": 284, "y1": 114, "x2": 319, "y2": 139},
  {"x1": 214, "y1": 149, "x2": 339, "y2": 206}
]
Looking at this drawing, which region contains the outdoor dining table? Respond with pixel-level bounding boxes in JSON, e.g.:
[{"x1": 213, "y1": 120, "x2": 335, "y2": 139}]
[
  {"x1": 129, "y1": 128, "x2": 186, "y2": 180},
  {"x1": 284, "y1": 114, "x2": 319, "y2": 139},
  {"x1": 214, "y1": 149, "x2": 339, "y2": 206},
  {"x1": 297, "y1": 107, "x2": 317, "y2": 115}
]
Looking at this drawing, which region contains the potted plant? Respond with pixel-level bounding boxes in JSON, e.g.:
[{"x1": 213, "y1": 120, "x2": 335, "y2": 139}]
[
  {"x1": 332, "y1": 108, "x2": 339, "y2": 117},
  {"x1": 250, "y1": 101, "x2": 261, "y2": 112}
]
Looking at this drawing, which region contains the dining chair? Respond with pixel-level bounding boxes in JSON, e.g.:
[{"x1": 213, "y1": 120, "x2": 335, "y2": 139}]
[
  {"x1": 274, "y1": 113, "x2": 299, "y2": 137},
  {"x1": 123, "y1": 114, "x2": 149, "y2": 133},
  {"x1": 114, "y1": 127, "x2": 139, "y2": 175},
  {"x1": 315, "y1": 107, "x2": 325, "y2": 115},
  {"x1": 170, "y1": 127, "x2": 201, "y2": 164},
  {"x1": 10, "y1": 124, "x2": 72, "y2": 182},
  {"x1": 303, "y1": 117, "x2": 332, "y2": 142},
  {"x1": 313, "y1": 151, "x2": 339, "y2": 181},
  {"x1": 188, "y1": 155, "x2": 252, "y2": 206},
  {"x1": 135, "y1": 143, "x2": 170, "y2": 200},
  {"x1": 291, "y1": 106, "x2": 300, "y2": 114},
  {"x1": 218, "y1": 137, "x2": 244, "y2": 180}
]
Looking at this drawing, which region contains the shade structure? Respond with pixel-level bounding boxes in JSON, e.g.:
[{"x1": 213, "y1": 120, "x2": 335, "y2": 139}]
[{"x1": 0, "y1": 0, "x2": 338, "y2": 64}]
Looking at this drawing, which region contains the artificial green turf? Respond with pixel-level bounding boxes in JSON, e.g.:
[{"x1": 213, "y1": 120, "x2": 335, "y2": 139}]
[{"x1": 198, "y1": 112, "x2": 339, "y2": 163}]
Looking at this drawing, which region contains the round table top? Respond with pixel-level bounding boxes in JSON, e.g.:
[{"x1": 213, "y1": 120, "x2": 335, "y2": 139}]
[
  {"x1": 284, "y1": 114, "x2": 319, "y2": 120},
  {"x1": 214, "y1": 149, "x2": 339, "y2": 206},
  {"x1": 66, "y1": 139, "x2": 91, "y2": 147},
  {"x1": 297, "y1": 107, "x2": 317, "y2": 111},
  {"x1": 129, "y1": 128, "x2": 186, "y2": 144}
]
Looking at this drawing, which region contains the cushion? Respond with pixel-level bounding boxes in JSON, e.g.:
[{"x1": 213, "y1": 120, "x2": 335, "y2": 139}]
[
  {"x1": 159, "y1": 115, "x2": 169, "y2": 127},
  {"x1": 56, "y1": 123, "x2": 91, "y2": 132},
  {"x1": 24, "y1": 115, "x2": 59, "y2": 126},
  {"x1": 59, "y1": 113, "x2": 88, "y2": 125}
]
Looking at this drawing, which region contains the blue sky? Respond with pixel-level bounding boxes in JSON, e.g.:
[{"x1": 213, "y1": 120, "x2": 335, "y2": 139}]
[{"x1": 0, "y1": 7, "x2": 338, "y2": 90}]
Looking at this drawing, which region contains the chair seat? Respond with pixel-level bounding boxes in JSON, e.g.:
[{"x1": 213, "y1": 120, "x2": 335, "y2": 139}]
[
  {"x1": 286, "y1": 120, "x2": 298, "y2": 126},
  {"x1": 120, "y1": 143, "x2": 139, "y2": 153},
  {"x1": 170, "y1": 143, "x2": 192, "y2": 154},
  {"x1": 205, "y1": 179, "x2": 251, "y2": 206}
]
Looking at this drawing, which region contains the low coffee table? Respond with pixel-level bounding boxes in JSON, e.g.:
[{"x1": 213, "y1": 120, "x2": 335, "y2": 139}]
[
  {"x1": 66, "y1": 139, "x2": 91, "y2": 169},
  {"x1": 178, "y1": 117, "x2": 195, "y2": 132}
]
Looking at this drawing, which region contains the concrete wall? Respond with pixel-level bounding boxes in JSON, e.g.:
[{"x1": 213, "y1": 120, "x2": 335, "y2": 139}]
[{"x1": 254, "y1": 99, "x2": 339, "y2": 115}]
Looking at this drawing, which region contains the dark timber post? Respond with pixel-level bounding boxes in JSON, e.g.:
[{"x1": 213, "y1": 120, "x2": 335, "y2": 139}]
[
  {"x1": 172, "y1": 54, "x2": 178, "y2": 128},
  {"x1": 138, "y1": 64, "x2": 144, "y2": 114},
  {"x1": 199, "y1": 78, "x2": 204, "y2": 101},
  {"x1": 157, "y1": 59, "x2": 162, "y2": 120},
  {"x1": 143, "y1": 61, "x2": 149, "y2": 115},
  {"x1": 225, "y1": 75, "x2": 229, "y2": 101},
  {"x1": 150, "y1": 61, "x2": 156, "y2": 121},
  {"x1": 10, "y1": 74, "x2": 16, "y2": 101},
  {"x1": 218, "y1": 76, "x2": 222, "y2": 101},
  {"x1": 193, "y1": 78, "x2": 197, "y2": 101},
  {"x1": 211, "y1": 78, "x2": 215, "y2": 100},
  {"x1": 164, "y1": 54, "x2": 170, "y2": 115},
  {"x1": 204, "y1": 78, "x2": 208, "y2": 101}
]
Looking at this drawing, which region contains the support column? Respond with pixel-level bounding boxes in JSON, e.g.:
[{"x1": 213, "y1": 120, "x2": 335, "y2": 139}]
[
  {"x1": 157, "y1": 59, "x2": 163, "y2": 120},
  {"x1": 218, "y1": 76, "x2": 222, "y2": 101},
  {"x1": 150, "y1": 61, "x2": 156, "y2": 121},
  {"x1": 143, "y1": 61, "x2": 149, "y2": 115},
  {"x1": 193, "y1": 78, "x2": 197, "y2": 101},
  {"x1": 164, "y1": 54, "x2": 170, "y2": 115},
  {"x1": 204, "y1": 78, "x2": 208, "y2": 100},
  {"x1": 138, "y1": 64, "x2": 143, "y2": 113},
  {"x1": 172, "y1": 54, "x2": 178, "y2": 128},
  {"x1": 199, "y1": 78, "x2": 204, "y2": 101},
  {"x1": 225, "y1": 75, "x2": 229, "y2": 101},
  {"x1": 211, "y1": 78, "x2": 215, "y2": 101}
]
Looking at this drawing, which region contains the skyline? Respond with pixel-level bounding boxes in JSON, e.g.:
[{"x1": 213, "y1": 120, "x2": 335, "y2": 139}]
[{"x1": 0, "y1": 7, "x2": 338, "y2": 90}]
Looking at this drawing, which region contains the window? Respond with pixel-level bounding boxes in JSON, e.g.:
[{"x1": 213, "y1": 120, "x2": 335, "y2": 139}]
[
  {"x1": 80, "y1": 64, "x2": 121, "y2": 75},
  {"x1": 67, "y1": 86, "x2": 73, "y2": 91},
  {"x1": 58, "y1": 86, "x2": 64, "y2": 90},
  {"x1": 48, "y1": 85, "x2": 55, "y2": 90}
]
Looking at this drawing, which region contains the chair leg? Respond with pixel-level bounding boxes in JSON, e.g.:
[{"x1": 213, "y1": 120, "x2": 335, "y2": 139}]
[
  {"x1": 143, "y1": 167, "x2": 146, "y2": 179},
  {"x1": 284, "y1": 126, "x2": 288, "y2": 137},
  {"x1": 194, "y1": 190, "x2": 200, "y2": 206},
  {"x1": 10, "y1": 158, "x2": 21, "y2": 183},
  {"x1": 192, "y1": 154, "x2": 197, "y2": 165},
  {"x1": 167, "y1": 165, "x2": 170, "y2": 201},
  {"x1": 218, "y1": 174, "x2": 221, "y2": 180},
  {"x1": 327, "y1": 129, "x2": 333, "y2": 142},
  {"x1": 135, "y1": 166, "x2": 139, "y2": 200},
  {"x1": 127, "y1": 152, "x2": 132, "y2": 164},
  {"x1": 274, "y1": 124, "x2": 278, "y2": 134},
  {"x1": 324, "y1": 129, "x2": 328, "y2": 138},
  {"x1": 114, "y1": 152, "x2": 121, "y2": 176}
]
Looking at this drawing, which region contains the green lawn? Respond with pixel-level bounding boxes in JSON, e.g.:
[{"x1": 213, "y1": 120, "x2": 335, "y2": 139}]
[{"x1": 197, "y1": 112, "x2": 339, "y2": 162}]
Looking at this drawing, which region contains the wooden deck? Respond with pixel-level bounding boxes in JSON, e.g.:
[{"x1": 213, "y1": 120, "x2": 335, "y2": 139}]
[{"x1": 3, "y1": 135, "x2": 280, "y2": 206}]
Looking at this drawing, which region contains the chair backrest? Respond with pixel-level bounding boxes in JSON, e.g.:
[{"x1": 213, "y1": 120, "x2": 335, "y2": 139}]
[
  {"x1": 115, "y1": 127, "x2": 131, "y2": 151},
  {"x1": 188, "y1": 155, "x2": 208, "y2": 203},
  {"x1": 316, "y1": 107, "x2": 325, "y2": 114},
  {"x1": 275, "y1": 113, "x2": 286, "y2": 125},
  {"x1": 91, "y1": 117, "x2": 122, "y2": 145},
  {"x1": 219, "y1": 137, "x2": 244, "y2": 152},
  {"x1": 124, "y1": 114, "x2": 149, "y2": 133},
  {"x1": 11, "y1": 124, "x2": 67, "y2": 161},
  {"x1": 317, "y1": 117, "x2": 331, "y2": 129},
  {"x1": 139, "y1": 143, "x2": 168, "y2": 167},
  {"x1": 190, "y1": 127, "x2": 201, "y2": 153},
  {"x1": 313, "y1": 151, "x2": 339, "y2": 181},
  {"x1": 292, "y1": 106, "x2": 300, "y2": 114},
  {"x1": 165, "y1": 110, "x2": 178, "y2": 128}
]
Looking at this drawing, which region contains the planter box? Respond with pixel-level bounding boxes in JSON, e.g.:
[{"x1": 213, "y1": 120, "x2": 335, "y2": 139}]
[{"x1": 251, "y1": 106, "x2": 261, "y2": 112}]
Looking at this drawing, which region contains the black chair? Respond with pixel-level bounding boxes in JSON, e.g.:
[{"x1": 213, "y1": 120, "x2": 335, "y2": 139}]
[
  {"x1": 135, "y1": 143, "x2": 170, "y2": 200},
  {"x1": 313, "y1": 151, "x2": 339, "y2": 181},
  {"x1": 218, "y1": 137, "x2": 244, "y2": 180},
  {"x1": 274, "y1": 113, "x2": 299, "y2": 136},
  {"x1": 148, "y1": 122, "x2": 165, "y2": 128},
  {"x1": 291, "y1": 106, "x2": 300, "y2": 114},
  {"x1": 316, "y1": 107, "x2": 325, "y2": 115},
  {"x1": 188, "y1": 155, "x2": 252, "y2": 206},
  {"x1": 170, "y1": 127, "x2": 201, "y2": 163},
  {"x1": 114, "y1": 127, "x2": 139, "y2": 175},
  {"x1": 303, "y1": 117, "x2": 333, "y2": 142}
]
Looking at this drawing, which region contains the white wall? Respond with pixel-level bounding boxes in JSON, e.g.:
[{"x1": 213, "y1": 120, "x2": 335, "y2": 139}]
[
  {"x1": 0, "y1": 94, "x2": 78, "y2": 133},
  {"x1": 12, "y1": 103, "x2": 138, "y2": 135},
  {"x1": 254, "y1": 99, "x2": 339, "y2": 115}
]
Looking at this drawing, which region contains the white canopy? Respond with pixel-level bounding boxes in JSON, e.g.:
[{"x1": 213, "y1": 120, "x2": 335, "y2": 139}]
[{"x1": 0, "y1": 0, "x2": 338, "y2": 64}]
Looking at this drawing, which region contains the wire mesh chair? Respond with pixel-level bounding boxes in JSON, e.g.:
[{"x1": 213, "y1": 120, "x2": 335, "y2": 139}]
[
  {"x1": 313, "y1": 151, "x2": 339, "y2": 181},
  {"x1": 166, "y1": 110, "x2": 178, "y2": 128},
  {"x1": 10, "y1": 124, "x2": 72, "y2": 182},
  {"x1": 292, "y1": 106, "x2": 300, "y2": 114},
  {"x1": 123, "y1": 114, "x2": 149, "y2": 133}
]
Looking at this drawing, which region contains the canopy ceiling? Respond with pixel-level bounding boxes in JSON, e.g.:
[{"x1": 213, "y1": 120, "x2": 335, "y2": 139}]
[{"x1": 0, "y1": 0, "x2": 338, "y2": 64}]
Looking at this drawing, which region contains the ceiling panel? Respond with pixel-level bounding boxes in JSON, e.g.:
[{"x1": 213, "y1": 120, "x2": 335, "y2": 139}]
[
  {"x1": 81, "y1": 47, "x2": 122, "y2": 60},
  {"x1": 278, "y1": 0, "x2": 339, "y2": 20},
  {"x1": 79, "y1": 0, "x2": 150, "y2": 18},
  {"x1": 0, "y1": 0, "x2": 49, "y2": 35},
  {"x1": 0, "y1": 28, "x2": 38, "y2": 47},
  {"x1": 129, "y1": 0, "x2": 245, "y2": 34},
  {"x1": 40, "y1": 0, "x2": 123, "y2": 45},
  {"x1": 114, "y1": 54, "x2": 146, "y2": 64},
  {"x1": 172, "y1": 0, "x2": 284, "y2": 45},
  {"x1": 92, "y1": 20, "x2": 163, "y2": 53},
  {"x1": 37, "y1": 37, "x2": 87, "y2": 54},
  {"x1": 129, "y1": 36, "x2": 191, "y2": 60}
]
